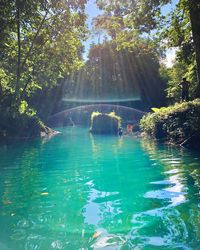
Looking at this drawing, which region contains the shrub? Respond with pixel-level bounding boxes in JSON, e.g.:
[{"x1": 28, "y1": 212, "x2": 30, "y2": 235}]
[{"x1": 140, "y1": 99, "x2": 200, "y2": 143}]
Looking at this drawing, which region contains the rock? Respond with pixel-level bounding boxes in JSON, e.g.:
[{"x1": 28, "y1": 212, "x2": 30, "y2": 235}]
[
  {"x1": 40, "y1": 125, "x2": 60, "y2": 138},
  {"x1": 90, "y1": 112, "x2": 121, "y2": 135}
]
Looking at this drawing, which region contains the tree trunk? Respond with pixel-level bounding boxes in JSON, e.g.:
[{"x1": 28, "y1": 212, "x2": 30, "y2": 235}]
[
  {"x1": 20, "y1": 11, "x2": 48, "y2": 73},
  {"x1": 189, "y1": 0, "x2": 200, "y2": 98},
  {"x1": 15, "y1": 0, "x2": 21, "y2": 100}
]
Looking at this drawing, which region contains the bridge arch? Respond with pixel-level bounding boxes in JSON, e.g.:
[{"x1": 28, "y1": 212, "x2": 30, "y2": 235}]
[{"x1": 47, "y1": 104, "x2": 146, "y2": 127}]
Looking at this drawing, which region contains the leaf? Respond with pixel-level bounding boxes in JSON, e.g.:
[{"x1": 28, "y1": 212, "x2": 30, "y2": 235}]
[
  {"x1": 151, "y1": 107, "x2": 160, "y2": 113},
  {"x1": 40, "y1": 192, "x2": 49, "y2": 196},
  {"x1": 92, "y1": 231, "x2": 101, "y2": 239}
]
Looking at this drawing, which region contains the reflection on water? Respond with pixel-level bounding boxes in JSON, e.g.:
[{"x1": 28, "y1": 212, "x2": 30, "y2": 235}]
[
  {"x1": 0, "y1": 127, "x2": 200, "y2": 249},
  {"x1": 147, "y1": 172, "x2": 186, "y2": 206}
]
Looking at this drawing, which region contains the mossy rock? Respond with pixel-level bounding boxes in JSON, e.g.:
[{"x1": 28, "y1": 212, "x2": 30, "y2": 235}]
[{"x1": 90, "y1": 112, "x2": 121, "y2": 135}]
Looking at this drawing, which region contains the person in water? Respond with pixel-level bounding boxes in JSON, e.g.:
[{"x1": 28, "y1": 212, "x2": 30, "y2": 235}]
[
  {"x1": 179, "y1": 77, "x2": 190, "y2": 101},
  {"x1": 127, "y1": 124, "x2": 133, "y2": 133},
  {"x1": 118, "y1": 127, "x2": 123, "y2": 136}
]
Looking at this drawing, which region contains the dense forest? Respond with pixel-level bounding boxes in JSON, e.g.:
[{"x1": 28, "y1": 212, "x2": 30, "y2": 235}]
[
  {"x1": 63, "y1": 41, "x2": 166, "y2": 108},
  {"x1": 0, "y1": 0, "x2": 200, "y2": 141}
]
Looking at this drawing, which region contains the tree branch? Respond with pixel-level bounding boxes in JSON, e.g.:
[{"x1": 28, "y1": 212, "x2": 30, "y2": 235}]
[{"x1": 20, "y1": 10, "x2": 49, "y2": 73}]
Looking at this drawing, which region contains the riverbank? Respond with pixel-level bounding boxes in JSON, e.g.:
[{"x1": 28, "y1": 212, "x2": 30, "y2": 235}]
[
  {"x1": 140, "y1": 99, "x2": 200, "y2": 150},
  {"x1": 0, "y1": 114, "x2": 59, "y2": 141}
]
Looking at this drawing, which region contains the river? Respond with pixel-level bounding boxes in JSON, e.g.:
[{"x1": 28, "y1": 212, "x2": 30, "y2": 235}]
[{"x1": 0, "y1": 127, "x2": 200, "y2": 249}]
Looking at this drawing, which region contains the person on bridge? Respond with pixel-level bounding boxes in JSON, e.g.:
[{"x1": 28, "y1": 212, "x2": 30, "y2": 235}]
[{"x1": 178, "y1": 77, "x2": 190, "y2": 101}]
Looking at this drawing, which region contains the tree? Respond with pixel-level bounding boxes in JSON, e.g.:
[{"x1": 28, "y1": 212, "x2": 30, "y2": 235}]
[
  {"x1": 95, "y1": 0, "x2": 200, "y2": 98},
  {"x1": 64, "y1": 41, "x2": 166, "y2": 109},
  {"x1": 0, "y1": 0, "x2": 87, "y2": 136},
  {"x1": 188, "y1": 0, "x2": 200, "y2": 96},
  {"x1": 0, "y1": 1, "x2": 87, "y2": 100}
]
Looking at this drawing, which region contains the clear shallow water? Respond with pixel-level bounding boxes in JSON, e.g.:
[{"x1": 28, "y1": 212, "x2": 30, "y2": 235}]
[{"x1": 0, "y1": 127, "x2": 200, "y2": 250}]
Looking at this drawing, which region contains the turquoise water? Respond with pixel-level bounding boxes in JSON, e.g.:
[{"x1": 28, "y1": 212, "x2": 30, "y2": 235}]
[{"x1": 0, "y1": 127, "x2": 200, "y2": 250}]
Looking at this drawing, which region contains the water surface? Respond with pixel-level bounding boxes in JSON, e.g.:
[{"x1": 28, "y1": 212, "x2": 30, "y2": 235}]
[{"x1": 0, "y1": 127, "x2": 200, "y2": 249}]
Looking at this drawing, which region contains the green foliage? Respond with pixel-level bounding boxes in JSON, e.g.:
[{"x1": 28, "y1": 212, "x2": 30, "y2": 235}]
[
  {"x1": 18, "y1": 100, "x2": 28, "y2": 114},
  {"x1": 1, "y1": 0, "x2": 87, "y2": 87},
  {"x1": 95, "y1": 0, "x2": 170, "y2": 40},
  {"x1": 161, "y1": 0, "x2": 198, "y2": 102},
  {"x1": 18, "y1": 100, "x2": 36, "y2": 116},
  {"x1": 0, "y1": 0, "x2": 87, "y2": 137},
  {"x1": 91, "y1": 111, "x2": 102, "y2": 121},
  {"x1": 140, "y1": 99, "x2": 200, "y2": 143},
  {"x1": 108, "y1": 111, "x2": 122, "y2": 124},
  {"x1": 163, "y1": 55, "x2": 198, "y2": 102},
  {"x1": 94, "y1": 0, "x2": 200, "y2": 101},
  {"x1": 91, "y1": 111, "x2": 121, "y2": 126}
]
